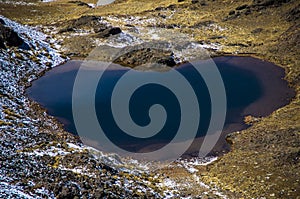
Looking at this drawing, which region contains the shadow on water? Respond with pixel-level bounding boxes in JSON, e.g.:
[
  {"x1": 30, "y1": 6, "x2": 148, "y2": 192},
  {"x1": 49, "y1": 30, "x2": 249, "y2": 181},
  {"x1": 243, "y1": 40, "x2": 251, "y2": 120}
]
[{"x1": 26, "y1": 56, "x2": 294, "y2": 155}]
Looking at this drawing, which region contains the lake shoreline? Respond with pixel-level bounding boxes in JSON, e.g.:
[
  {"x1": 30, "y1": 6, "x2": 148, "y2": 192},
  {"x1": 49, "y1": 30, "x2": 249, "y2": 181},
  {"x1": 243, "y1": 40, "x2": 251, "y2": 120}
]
[
  {"x1": 1, "y1": 0, "x2": 299, "y2": 197},
  {"x1": 26, "y1": 55, "x2": 295, "y2": 159}
]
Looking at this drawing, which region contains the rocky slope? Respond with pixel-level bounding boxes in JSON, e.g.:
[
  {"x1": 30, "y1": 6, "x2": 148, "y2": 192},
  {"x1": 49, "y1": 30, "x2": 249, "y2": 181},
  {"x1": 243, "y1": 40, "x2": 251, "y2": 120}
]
[
  {"x1": 0, "y1": 12, "x2": 228, "y2": 199},
  {"x1": 0, "y1": 16, "x2": 174, "y2": 198}
]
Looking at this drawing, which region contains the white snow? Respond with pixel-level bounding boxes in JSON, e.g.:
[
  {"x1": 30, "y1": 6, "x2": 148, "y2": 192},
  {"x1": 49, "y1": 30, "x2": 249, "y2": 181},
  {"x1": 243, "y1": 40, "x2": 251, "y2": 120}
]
[
  {"x1": 0, "y1": 1, "x2": 36, "y2": 6},
  {"x1": 41, "y1": 0, "x2": 56, "y2": 2},
  {"x1": 95, "y1": 32, "x2": 144, "y2": 48},
  {"x1": 24, "y1": 146, "x2": 70, "y2": 157},
  {"x1": 0, "y1": 15, "x2": 65, "y2": 198},
  {"x1": 158, "y1": 179, "x2": 180, "y2": 198},
  {"x1": 0, "y1": 13, "x2": 226, "y2": 199},
  {"x1": 59, "y1": 167, "x2": 96, "y2": 178},
  {"x1": 0, "y1": 181, "x2": 47, "y2": 199},
  {"x1": 174, "y1": 156, "x2": 218, "y2": 174},
  {"x1": 88, "y1": 3, "x2": 96, "y2": 8}
]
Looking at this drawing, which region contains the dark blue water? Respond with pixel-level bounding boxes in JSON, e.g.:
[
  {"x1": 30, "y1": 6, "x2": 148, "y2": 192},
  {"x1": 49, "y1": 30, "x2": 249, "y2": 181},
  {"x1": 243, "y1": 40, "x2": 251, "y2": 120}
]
[{"x1": 26, "y1": 56, "x2": 294, "y2": 153}]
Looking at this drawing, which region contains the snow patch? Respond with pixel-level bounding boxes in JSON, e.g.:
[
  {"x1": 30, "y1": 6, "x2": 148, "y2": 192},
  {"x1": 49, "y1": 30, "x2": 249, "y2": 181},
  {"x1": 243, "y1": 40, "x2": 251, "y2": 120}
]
[
  {"x1": 41, "y1": 0, "x2": 56, "y2": 2},
  {"x1": 174, "y1": 156, "x2": 218, "y2": 174},
  {"x1": 0, "y1": 16, "x2": 65, "y2": 198},
  {"x1": 0, "y1": 181, "x2": 48, "y2": 199},
  {"x1": 0, "y1": 1, "x2": 36, "y2": 6},
  {"x1": 88, "y1": 3, "x2": 95, "y2": 8}
]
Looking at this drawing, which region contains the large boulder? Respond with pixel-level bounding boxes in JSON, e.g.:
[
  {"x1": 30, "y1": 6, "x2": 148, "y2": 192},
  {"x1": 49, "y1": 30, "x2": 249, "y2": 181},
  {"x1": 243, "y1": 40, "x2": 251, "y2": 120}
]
[
  {"x1": 59, "y1": 15, "x2": 102, "y2": 33},
  {"x1": 0, "y1": 18, "x2": 5, "y2": 25},
  {"x1": 0, "y1": 37, "x2": 5, "y2": 49},
  {"x1": 252, "y1": 0, "x2": 292, "y2": 7},
  {"x1": 0, "y1": 23, "x2": 28, "y2": 49},
  {"x1": 95, "y1": 27, "x2": 122, "y2": 38},
  {"x1": 114, "y1": 47, "x2": 176, "y2": 68}
]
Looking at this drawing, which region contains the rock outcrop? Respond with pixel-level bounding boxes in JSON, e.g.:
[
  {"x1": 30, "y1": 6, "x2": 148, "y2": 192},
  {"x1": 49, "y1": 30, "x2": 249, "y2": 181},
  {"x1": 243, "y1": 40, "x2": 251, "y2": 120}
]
[{"x1": 0, "y1": 22, "x2": 28, "y2": 49}]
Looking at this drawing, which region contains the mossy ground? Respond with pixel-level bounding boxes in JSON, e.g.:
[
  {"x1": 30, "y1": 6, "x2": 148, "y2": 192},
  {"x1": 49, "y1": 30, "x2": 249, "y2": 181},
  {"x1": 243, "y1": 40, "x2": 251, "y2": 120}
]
[{"x1": 1, "y1": 0, "x2": 299, "y2": 198}]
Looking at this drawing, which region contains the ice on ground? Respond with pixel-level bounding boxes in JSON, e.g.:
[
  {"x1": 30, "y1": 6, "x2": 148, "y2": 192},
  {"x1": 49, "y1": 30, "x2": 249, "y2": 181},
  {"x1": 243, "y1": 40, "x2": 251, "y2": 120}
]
[
  {"x1": 0, "y1": 1, "x2": 36, "y2": 5},
  {"x1": 0, "y1": 181, "x2": 48, "y2": 199},
  {"x1": 173, "y1": 156, "x2": 218, "y2": 174},
  {"x1": 41, "y1": 0, "x2": 56, "y2": 2},
  {"x1": 0, "y1": 15, "x2": 65, "y2": 198}
]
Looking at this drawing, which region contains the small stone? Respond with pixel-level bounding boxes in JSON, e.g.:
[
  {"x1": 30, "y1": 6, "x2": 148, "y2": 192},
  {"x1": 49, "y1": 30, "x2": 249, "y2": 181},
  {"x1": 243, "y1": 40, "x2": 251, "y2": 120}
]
[
  {"x1": 229, "y1": 10, "x2": 235, "y2": 15},
  {"x1": 236, "y1": 4, "x2": 249, "y2": 10},
  {"x1": 96, "y1": 27, "x2": 122, "y2": 38}
]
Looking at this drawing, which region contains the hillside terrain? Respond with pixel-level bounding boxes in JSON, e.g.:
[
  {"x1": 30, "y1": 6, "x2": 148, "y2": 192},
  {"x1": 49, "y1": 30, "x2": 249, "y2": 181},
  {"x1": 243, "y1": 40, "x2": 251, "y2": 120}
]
[{"x1": 0, "y1": 0, "x2": 299, "y2": 198}]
